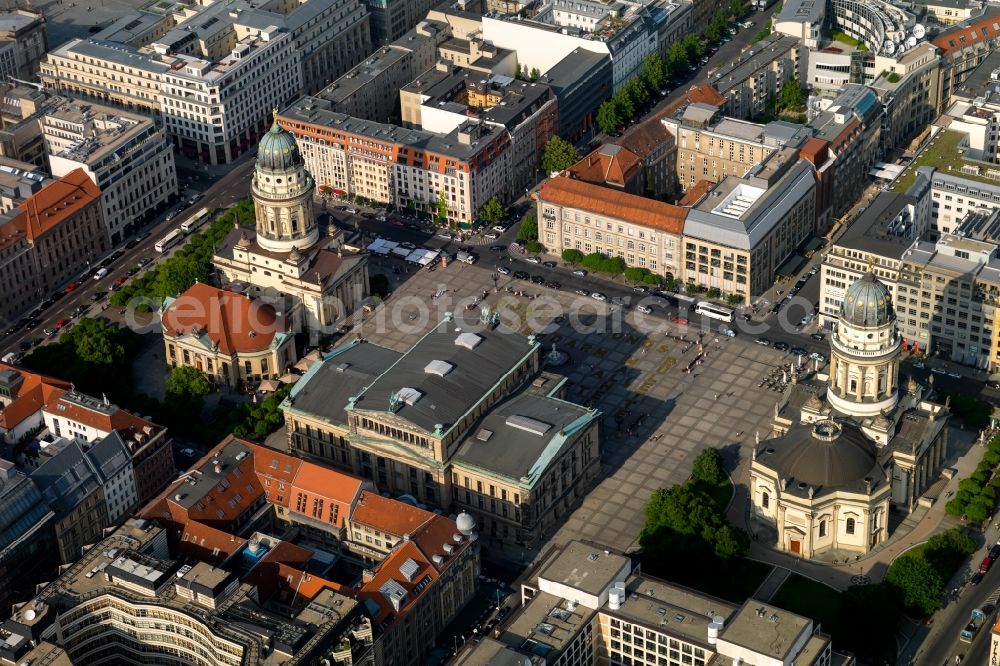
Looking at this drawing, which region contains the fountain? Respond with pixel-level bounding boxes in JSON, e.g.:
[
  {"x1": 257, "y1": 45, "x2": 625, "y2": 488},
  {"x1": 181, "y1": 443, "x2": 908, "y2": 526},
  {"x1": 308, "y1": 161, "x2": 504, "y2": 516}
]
[{"x1": 545, "y1": 342, "x2": 568, "y2": 367}]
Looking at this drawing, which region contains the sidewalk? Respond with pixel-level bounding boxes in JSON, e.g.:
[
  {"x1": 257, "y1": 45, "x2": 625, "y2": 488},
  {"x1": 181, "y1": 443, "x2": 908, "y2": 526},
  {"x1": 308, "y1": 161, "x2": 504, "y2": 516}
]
[{"x1": 728, "y1": 424, "x2": 982, "y2": 592}]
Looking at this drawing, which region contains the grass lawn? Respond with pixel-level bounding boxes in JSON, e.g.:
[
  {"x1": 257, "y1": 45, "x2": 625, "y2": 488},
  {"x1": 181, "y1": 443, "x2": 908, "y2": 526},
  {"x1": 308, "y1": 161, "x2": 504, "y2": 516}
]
[
  {"x1": 770, "y1": 574, "x2": 847, "y2": 639},
  {"x1": 892, "y1": 129, "x2": 1000, "y2": 194}
]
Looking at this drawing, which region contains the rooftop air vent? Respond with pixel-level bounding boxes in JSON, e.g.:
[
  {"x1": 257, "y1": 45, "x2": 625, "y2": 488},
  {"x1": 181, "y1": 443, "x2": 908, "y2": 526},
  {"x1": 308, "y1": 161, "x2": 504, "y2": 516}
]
[
  {"x1": 454, "y1": 332, "x2": 483, "y2": 350},
  {"x1": 424, "y1": 360, "x2": 454, "y2": 376},
  {"x1": 505, "y1": 415, "x2": 552, "y2": 436}
]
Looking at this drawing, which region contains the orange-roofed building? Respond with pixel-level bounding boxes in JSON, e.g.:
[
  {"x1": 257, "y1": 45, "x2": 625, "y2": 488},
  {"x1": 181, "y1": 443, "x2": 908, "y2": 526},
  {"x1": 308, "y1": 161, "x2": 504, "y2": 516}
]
[
  {"x1": 0, "y1": 167, "x2": 106, "y2": 326},
  {"x1": 347, "y1": 491, "x2": 438, "y2": 561},
  {"x1": 568, "y1": 144, "x2": 645, "y2": 195},
  {"x1": 0, "y1": 363, "x2": 71, "y2": 443},
  {"x1": 536, "y1": 175, "x2": 687, "y2": 279},
  {"x1": 161, "y1": 283, "x2": 297, "y2": 389}
]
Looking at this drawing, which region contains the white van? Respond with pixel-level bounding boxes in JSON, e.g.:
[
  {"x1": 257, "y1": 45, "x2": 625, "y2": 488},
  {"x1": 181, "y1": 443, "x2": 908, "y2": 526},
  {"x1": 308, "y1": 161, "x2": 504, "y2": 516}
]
[{"x1": 456, "y1": 251, "x2": 477, "y2": 265}]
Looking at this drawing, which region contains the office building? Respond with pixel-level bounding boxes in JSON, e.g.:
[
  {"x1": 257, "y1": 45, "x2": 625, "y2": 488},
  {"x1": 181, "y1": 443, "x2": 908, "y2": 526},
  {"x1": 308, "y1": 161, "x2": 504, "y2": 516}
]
[
  {"x1": 42, "y1": 98, "x2": 177, "y2": 244},
  {"x1": 539, "y1": 47, "x2": 612, "y2": 143},
  {"x1": 458, "y1": 539, "x2": 849, "y2": 666},
  {"x1": 537, "y1": 174, "x2": 687, "y2": 278},
  {"x1": 661, "y1": 102, "x2": 810, "y2": 193},
  {"x1": 362, "y1": 0, "x2": 446, "y2": 45},
  {"x1": 912, "y1": 0, "x2": 974, "y2": 25},
  {"x1": 818, "y1": 191, "x2": 922, "y2": 326},
  {"x1": 161, "y1": 283, "x2": 298, "y2": 388},
  {"x1": 869, "y1": 43, "x2": 942, "y2": 155},
  {"x1": 0, "y1": 10, "x2": 46, "y2": 81},
  {"x1": 682, "y1": 149, "x2": 817, "y2": 304},
  {"x1": 710, "y1": 34, "x2": 805, "y2": 120},
  {"x1": 282, "y1": 316, "x2": 600, "y2": 547},
  {"x1": 134, "y1": 435, "x2": 480, "y2": 666},
  {"x1": 40, "y1": 0, "x2": 372, "y2": 165},
  {"x1": 278, "y1": 102, "x2": 513, "y2": 225},
  {"x1": 0, "y1": 168, "x2": 106, "y2": 327},
  {"x1": 0, "y1": 362, "x2": 71, "y2": 444},
  {"x1": 400, "y1": 64, "x2": 558, "y2": 193},
  {"x1": 213, "y1": 117, "x2": 370, "y2": 339},
  {"x1": 933, "y1": 7, "x2": 1000, "y2": 103}
]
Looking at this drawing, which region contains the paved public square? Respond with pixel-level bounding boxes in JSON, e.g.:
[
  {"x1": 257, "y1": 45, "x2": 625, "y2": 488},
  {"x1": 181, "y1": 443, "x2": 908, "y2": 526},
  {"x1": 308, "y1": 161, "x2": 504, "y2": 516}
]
[{"x1": 352, "y1": 259, "x2": 793, "y2": 556}]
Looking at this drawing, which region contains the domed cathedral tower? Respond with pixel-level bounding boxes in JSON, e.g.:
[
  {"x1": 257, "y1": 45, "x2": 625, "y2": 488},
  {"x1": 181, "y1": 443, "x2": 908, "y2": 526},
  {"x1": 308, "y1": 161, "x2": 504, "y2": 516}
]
[
  {"x1": 827, "y1": 262, "x2": 902, "y2": 418},
  {"x1": 252, "y1": 110, "x2": 319, "y2": 253}
]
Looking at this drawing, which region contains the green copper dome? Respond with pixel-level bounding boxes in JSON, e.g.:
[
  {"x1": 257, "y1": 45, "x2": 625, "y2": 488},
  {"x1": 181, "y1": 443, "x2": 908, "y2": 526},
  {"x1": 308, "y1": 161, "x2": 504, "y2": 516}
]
[
  {"x1": 257, "y1": 113, "x2": 301, "y2": 171},
  {"x1": 840, "y1": 271, "x2": 894, "y2": 328}
]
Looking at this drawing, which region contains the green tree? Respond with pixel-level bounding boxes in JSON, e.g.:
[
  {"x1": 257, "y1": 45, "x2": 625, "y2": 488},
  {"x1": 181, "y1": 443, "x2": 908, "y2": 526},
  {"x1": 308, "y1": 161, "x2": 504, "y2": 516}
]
[
  {"x1": 67, "y1": 318, "x2": 126, "y2": 365},
  {"x1": 164, "y1": 365, "x2": 211, "y2": 418},
  {"x1": 596, "y1": 99, "x2": 622, "y2": 134},
  {"x1": 615, "y1": 91, "x2": 636, "y2": 121},
  {"x1": 541, "y1": 135, "x2": 581, "y2": 174},
  {"x1": 779, "y1": 82, "x2": 805, "y2": 111},
  {"x1": 515, "y1": 63, "x2": 523, "y2": 80},
  {"x1": 517, "y1": 213, "x2": 538, "y2": 241},
  {"x1": 885, "y1": 554, "x2": 944, "y2": 614},
  {"x1": 667, "y1": 41, "x2": 689, "y2": 77},
  {"x1": 529, "y1": 67, "x2": 540, "y2": 82},
  {"x1": 966, "y1": 497, "x2": 993, "y2": 523},
  {"x1": 561, "y1": 248, "x2": 584, "y2": 264},
  {"x1": 599, "y1": 255, "x2": 626, "y2": 274},
  {"x1": 479, "y1": 195, "x2": 505, "y2": 224},
  {"x1": 581, "y1": 252, "x2": 606, "y2": 270},
  {"x1": 369, "y1": 274, "x2": 390, "y2": 297},
  {"x1": 623, "y1": 77, "x2": 650, "y2": 110},
  {"x1": 691, "y1": 448, "x2": 725, "y2": 487},
  {"x1": 640, "y1": 53, "x2": 666, "y2": 92},
  {"x1": 729, "y1": 0, "x2": 745, "y2": 18},
  {"x1": 713, "y1": 524, "x2": 749, "y2": 558},
  {"x1": 642, "y1": 273, "x2": 661, "y2": 285},
  {"x1": 525, "y1": 240, "x2": 544, "y2": 254},
  {"x1": 624, "y1": 266, "x2": 649, "y2": 282},
  {"x1": 958, "y1": 477, "x2": 983, "y2": 496},
  {"x1": 436, "y1": 190, "x2": 449, "y2": 226},
  {"x1": 682, "y1": 34, "x2": 705, "y2": 61}
]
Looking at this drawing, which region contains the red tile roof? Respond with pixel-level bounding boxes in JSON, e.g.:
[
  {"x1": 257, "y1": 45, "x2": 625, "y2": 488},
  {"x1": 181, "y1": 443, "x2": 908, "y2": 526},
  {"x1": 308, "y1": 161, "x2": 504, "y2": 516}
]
[
  {"x1": 163, "y1": 283, "x2": 283, "y2": 355},
  {"x1": 0, "y1": 169, "x2": 101, "y2": 251},
  {"x1": 350, "y1": 491, "x2": 435, "y2": 537},
  {"x1": 569, "y1": 145, "x2": 643, "y2": 187},
  {"x1": 0, "y1": 364, "x2": 71, "y2": 430},
  {"x1": 677, "y1": 180, "x2": 715, "y2": 207},
  {"x1": 43, "y1": 388, "x2": 154, "y2": 434},
  {"x1": 933, "y1": 11, "x2": 1000, "y2": 57},
  {"x1": 539, "y1": 175, "x2": 687, "y2": 234},
  {"x1": 177, "y1": 520, "x2": 247, "y2": 565},
  {"x1": 799, "y1": 136, "x2": 830, "y2": 167},
  {"x1": 358, "y1": 540, "x2": 441, "y2": 624}
]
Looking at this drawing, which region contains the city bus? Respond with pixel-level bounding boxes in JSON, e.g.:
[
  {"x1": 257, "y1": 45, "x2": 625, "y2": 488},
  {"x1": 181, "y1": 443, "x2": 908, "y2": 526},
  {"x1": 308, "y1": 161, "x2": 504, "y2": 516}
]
[
  {"x1": 155, "y1": 228, "x2": 184, "y2": 253},
  {"x1": 180, "y1": 207, "x2": 211, "y2": 233},
  {"x1": 695, "y1": 301, "x2": 735, "y2": 323}
]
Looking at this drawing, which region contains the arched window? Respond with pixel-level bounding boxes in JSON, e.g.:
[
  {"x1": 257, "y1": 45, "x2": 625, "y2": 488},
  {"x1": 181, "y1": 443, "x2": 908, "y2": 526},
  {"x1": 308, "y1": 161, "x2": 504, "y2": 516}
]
[
  {"x1": 819, "y1": 520, "x2": 826, "y2": 538},
  {"x1": 846, "y1": 518, "x2": 856, "y2": 535},
  {"x1": 762, "y1": 492, "x2": 769, "y2": 509},
  {"x1": 850, "y1": 378, "x2": 857, "y2": 392}
]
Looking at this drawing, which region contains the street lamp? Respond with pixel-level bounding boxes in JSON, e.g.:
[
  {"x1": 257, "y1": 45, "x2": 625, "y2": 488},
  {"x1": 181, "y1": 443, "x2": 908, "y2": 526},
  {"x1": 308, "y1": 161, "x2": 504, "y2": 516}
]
[{"x1": 491, "y1": 271, "x2": 499, "y2": 293}]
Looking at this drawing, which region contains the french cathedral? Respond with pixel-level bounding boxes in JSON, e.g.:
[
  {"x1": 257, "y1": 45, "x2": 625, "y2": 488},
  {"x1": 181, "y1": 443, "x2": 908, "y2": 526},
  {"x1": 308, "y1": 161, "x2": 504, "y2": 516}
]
[
  {"x1": 750, "y1": 267, "x2": 950, "y2": 559},
  {"x1": 213, "y1": 112, "x2": 369, "y2": 340}
]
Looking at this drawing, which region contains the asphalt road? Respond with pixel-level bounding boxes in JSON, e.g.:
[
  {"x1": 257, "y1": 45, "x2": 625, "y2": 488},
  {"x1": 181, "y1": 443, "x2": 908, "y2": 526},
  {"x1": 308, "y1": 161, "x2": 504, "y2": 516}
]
[
  {"x1": 1, "y1": 156, "x2": 256, "y2": 357},
  {"x1": 916, "y1": 574, "x2": 1000, "y2": 666}
]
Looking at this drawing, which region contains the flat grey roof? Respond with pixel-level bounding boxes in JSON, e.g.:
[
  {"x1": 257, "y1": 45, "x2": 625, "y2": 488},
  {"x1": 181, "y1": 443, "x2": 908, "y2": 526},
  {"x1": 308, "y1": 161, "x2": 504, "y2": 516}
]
[
  {"x1": 500, "y1": 591, "x2": 597, "y2": 656},
  {"x1": 353, "y1": 318, "x2": 538, "y2": 435},
  {"x1": 285, "y1": 341, "x2": 402, "y2": 427},
  {"x1": 775, "y1": 0, "x2": 825, "y2": 23},
  {"x1": 719, "y1": 601, "x2": 812, "y2": 660},
  {"x1": 537, "y1": 541, "x2": 630, "y2": 598},
  {"x1": 836, "y1": 191, "x2": 917, "y2": 259},
  {"x1": 684, "y1": 159, "x2": 815, "y2": 250},
  {"x1": 453, "y1": 393, "x2": 597, "y2": 486},
  {"x1": 52, "y1": 38, "x2": 171, "y2": 74},
  {"x1": 541, "y1": 48, "x2": 610, "y2": 95},
  {"x1": 713, "y1": 35, "x2": 801, "y2": 94},
  {"x1": 954, "y1": 50, "x2": 1000, "y2": 102}
]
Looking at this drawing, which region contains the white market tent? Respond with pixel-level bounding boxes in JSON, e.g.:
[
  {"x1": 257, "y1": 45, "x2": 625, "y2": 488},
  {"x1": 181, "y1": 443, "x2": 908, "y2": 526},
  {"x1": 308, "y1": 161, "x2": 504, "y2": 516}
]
[
  {"x1": 367, "y1": 238, "x2": 399, "y2": 255},
  {"x1": 406, "y1": 248, "x2": 440, "y2": 265}
]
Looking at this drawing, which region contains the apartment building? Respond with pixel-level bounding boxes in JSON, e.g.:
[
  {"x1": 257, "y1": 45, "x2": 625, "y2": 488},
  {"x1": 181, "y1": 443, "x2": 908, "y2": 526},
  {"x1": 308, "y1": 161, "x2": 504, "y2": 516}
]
[
  {"x1": 682, "y1": 149, "x2": 817, "y2": 304},
  {"x1": 40, "y1": 0, "x2": 372, "y2": 165},
  {"x1": 161, "y1": 283, "x2": 297, "y2": 387},
  {"x1": 362, "y1": 0, "x2": 447, "y2": 45},
  {"x1": 0, "y1": 86, "x2": 58, "y2": 165},
  {"x1": 539, "y1": 47, "x2": 612, "y2": 143},
  {"x1": 400, "y1": 64, "x2": 558, "y2": 194},
  {"x1": 711, "y1": 34, "x2": 805, "y2": 120},
  {"x1": 661, "y1": 102, "x2": 809, "y2": 193},
  {"x1": 933, "y1": 7, "x2": 1000, "y2": 103},
  {"x1": 42, "y1": 98, "x2": 177, "y2": 244},
  {"x1": 869, "y1": 43, "x2": 942, "y2": 155},
  {"x1": 134, "y1": 435, "x2": 479, "y2": 666},
  {"x1": 457, "y1": 539, "x2": 847, "y2": 666},
  {"x1": 279, "y1": 102, "x2": 512, "y2": 225},
  {"x1": 818, "y1": 192, "x2": 921, "y2": 327},
  {"x1": 0, "y1": 168, "x2": 106, "y2": 327},
  {"x1": 802, "y1": 84, "x2": 882, "y2": 227},
  {"x1": 0, "y1": 463, "x2": 57, "y2": 614},
  {"x1": 948, "y1": 51, "x2": 1000, "y2": 164},
  {"x1": 537, "y1": 174, "x2": 687, "y2": 278},
  {"x1": 0, "y1": 10, "x2": 46, "y2": 81}
]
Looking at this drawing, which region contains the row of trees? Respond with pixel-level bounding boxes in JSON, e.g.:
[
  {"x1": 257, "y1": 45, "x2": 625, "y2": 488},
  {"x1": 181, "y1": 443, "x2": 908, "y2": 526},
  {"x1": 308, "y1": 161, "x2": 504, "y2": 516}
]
[
  {"x1": 517, "y1": 213, "x2": 543, "y2": 253},
  {"x1": 946, "y1": 429, "x2": 1000, "y2": 522},
  {"x1": 883, "y1": 527, "x2": 977, "y2": 614},
  {"x1": 111, "y1": 200, "x2": 255, "y2": 311}
]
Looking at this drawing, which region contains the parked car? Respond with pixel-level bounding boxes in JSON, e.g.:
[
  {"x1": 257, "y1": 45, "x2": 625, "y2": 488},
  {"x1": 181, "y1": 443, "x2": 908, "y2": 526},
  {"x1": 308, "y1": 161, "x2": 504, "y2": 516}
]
[
  {"x1": 525, "y1": 256, "x2": 542, "y2": 264},
  {"x1": 490, "y1": 245, "x2": 506, "y2": 253},
  {"x1": 590, "y1": 292, "x2": 607, "y2": 301},
  {"x1": 973, "y1": 571, "x2": 985, "y2": 585},
  {"x1": 56, "y1": 319, "x2": 69, "y2": 329},
  {"x1": 988, "y1": 544, "x2": 1000, "y2": 560},
  {"x1": 632, "y1": 286, "x2": 647, "y2": 293},
  {"x1": 542, "y1": 261, "x2": 556, "y2": 268},
  {"x1": 810, "y1": 352, "x2": 827, "y2": 363},
  {"x1": 497, "y1": 266, "x2": 511, "y2": 275},
  {"x1": 546, "y1": 281, "x2": 561, "y2": 290},
  {"x1": 672, "y1": 315, "x2": 688, "y2": 325},
  {"x1": 137, "y1": 257, "x2": 151, "y2": 268},
  {"x1": 345, "y1": 208, "x2": 358, "y2": 214},
  {"x1": 483, "y1": 232, "x2": 499, "y2": 240},
  {"x1": 980, "y1": 556, "x2": 994, "y2": 574},
  {"x1": 755, "y1": 337, "x2": 771, "y2": 346},
  {"x1": 811, "y1": 333, "x2": 825, "y2": 341},
  {"x1": 774, "y1": 341, "x2": 789, "y2": 352},
  {"x1": 513, "y1": 271, "x2": 529, "y2": 280},
  {"x1": 573, "y1": 269, "x2": 587, "y2": 277},
  {"x1": 64, "y1": 281, "x2": 79, "y2": 293},
  {"x1": 492, "y1": 225, "x2": 506, "y2": 232},
  {"x1": 790, "y1": 347, "x2": 808, "y2": 357},
  {"x1": 531, "y1": 275, "x2": 545, "y2": 284},
  {"x1": 636, "y1": 304, "x2": 653, "y2": 314}
]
